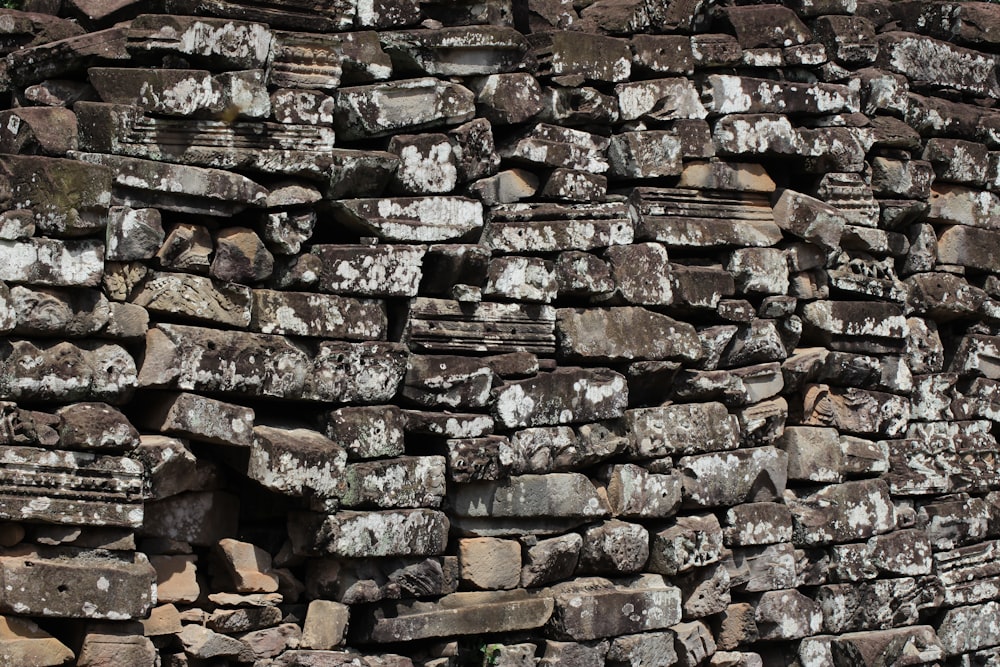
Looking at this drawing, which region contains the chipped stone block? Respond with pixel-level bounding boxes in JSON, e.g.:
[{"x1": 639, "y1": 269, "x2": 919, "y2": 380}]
[
  {"x1": 548, "y1": 576, "x2": 681, "y2": 641},
  {"x1": 249, "y1": 425, "x2": 347, "y2": 499},
  {"x1": 649, "y1": 513, "x2": 723, "y2": 576},
  {"x1": 801, "y1": 384, "x2": 909, "y2": 437},
  {"x1": 723, "y1": 503, "x2": 793, "y2": 547},
  {"x1": 459, "y1": 537, "x2": 521, "y2": 590},
  {"x1": 786, "y1": 479, "x2": 896, "y2": 546},
  {"x1": 631, "y1": 187, "x2": 781, "y2": 248},
  {"x1": 342, "y1": 456, "x2": 446, "y2": 509},
  {"x1": 577, "y1": 519, "x2": 649, "y2": 575},
  {"x1": 484, "y1": 256, "x2": 557, "y2": 303},
  {"x1": 485, "y1": 201, "x2": 632, "y2": 253},
  {"x1": 679, "y1": 447, "x2": 788, "y2": 508},
  {"x1": 753, "y1": 589, "x2": 822, "y2": 640},
  {"x1": 626, "y1": 402, "x2": 739, "y2": 458},
  {"x1": 334, "y1": 77, "x2": 475, "y2": 140},
  {"x1": 876, "y1": 31, "x2": 1000, "y2": 98},
  {"x1": 557, "y1": 307, "x2": 700, "y2": 363},
  {"x1": 0, "y1": 615, "x2": 74, "y2": 667},
  {"x1": 451, "y1": 473, "x2": 609, "y2": 520},
  {"x1": 500, "y1": 123, "x2": 610, "y2": 174},
  {"x1": 290, "y1": 509, "x2": 449, "y2": 558},
  {"x1": 521, "y1": 533, "x2": 582, "y2": 588},
  {"x1": 301, "y1": 600, "x2": 350, "y2": 650},
  {"x1": 492, "y1": 368, "x2": 627, "y2": 428},
  {"x1": 312, "y1": 244, "x2": 425, "y2": 298},
  {"x1": 605, "y1": 463, "x2": 681, "y2": 519}
]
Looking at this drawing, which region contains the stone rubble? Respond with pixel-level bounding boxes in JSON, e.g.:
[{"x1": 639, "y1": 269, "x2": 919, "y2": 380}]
[{"x1": 0, "y1": 0, "x2": 999, "y2": 665}]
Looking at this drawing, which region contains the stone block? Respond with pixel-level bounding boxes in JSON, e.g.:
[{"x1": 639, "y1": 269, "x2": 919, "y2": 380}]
[
  {"x1": 548, "y1": 576, "x2": 682, "y2": 641},
  {"x1": 605, "y1": 464, "x2": 682, "y2": 519},
  {"x1": 680, "y1": 447, "x2": 788, "y2": 508},
  {"x1": 786, "y1": 479, "x2": 896, "y2": 546},
  {"x1": 0, "y1": 615, "x2": 74, "y2": 667},
  {"x1": 451, "y1": 474, "x2": 609, "y2": 520},
  {"x1": 649, "y1": 513, "x2": 724, "y2": 576},
  {"x1": 334, "y1": 77, "x2": 475, "y2": 140},
  {"x1": 492, "y1": 368, "x2": 627, "y2": 428},
  {"x1": 626, "y1": 402, "x2": 740, "y2": 458},
  {"x1": 151, "y1": 554, "x2": 200, "y2": 604},
  {"x1": 289, "y1": 509, "x2": 449, "y2": 558},
  {"x1": 342, "y1": 456, "x2": 446, "y2": 508},
  {"x1": 301, "y1": 600, "x2": 350, "y2": 650},
  {"x1": 460, "y1": 537, "x2": 522, "y2": 590},
  {"x1": 577, "y1": 520, "x2": 648, "y2": 575},
  {"x1": 216, "y1": 538, "x2": 279, "y2": 593},
  {"x1": 556, "y1": 307, "x2": 700, "y2": 362}
]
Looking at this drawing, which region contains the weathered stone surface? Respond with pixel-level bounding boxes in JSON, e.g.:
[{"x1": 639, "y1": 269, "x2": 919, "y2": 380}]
[
  {"x1": 556, "y1": 307, "x2": 700, "y2": 362},
  {"x1": 0, "y1": 615, "x2": 74, "y2": 667},
  {"x1": 332, "y1": 197, "x2": 483, "y2": 243},
  {"x1": 0, "y1": 238, "x2": 104, "y2": 287},
  {"x1": 626, "y1": 402, "x2": 740, "y2": 458},
  {"x1": 0, "y1": 545, "x2": 154, "y2": 619},
  {"x1": 876, "y1": 31, "x2": 1000, "y2": 98},
  {"x1": 501, "y1": 123, "x2": 609, "y2": 173},
  {"x1": 312, "y1": 244, "x2": 425, "y2": 298},
  {"x1": 142, "y1": 490, "x2": 238, "y2": 546},
  {"x1": 828, "y1": 626, "x2": 944, "y2": 666},
  {"x1": 631, "y1": 188, "x2": 781, "y2": 248},
  {"x1": 605, "y1": 463, "x2": 682, "y2": 519},
  {"x1": 355, "y1": 590, "x2": 554, "y2": 642},
  {"x1": 531, "y1": 31, "x2": 631, "y2": 82},
  {"x1": 485, "y1": 201, "x2": 632, "y2": 253},
  {"x1": 73, "y1": 152, "x2": 267, "y2": 215},
  {"x1": 679, "y1": 447, "x2": 788, "y2": 508},
  {"x1": 786, "y1": 479, "x2": 896, "y2": 546},
  {"x1": 521, "y1": 534, "x2": 582, "y2": 588},
  {"x1": 492, "y1": 368, "x2": 627, "y2": 428},
  {"x1": 451, "y1": 473, "x2": 609, "y2": 520},
  {"x1": 577, "y1": 519, "x2": 649, "y2": 575},
  {"x1": 459, "y1": 537, "x2": 521, "y2": 590},
  {"x1": 334, "y1": 77, "x2": 475, "y2": 140},
  {"x1": 615, "y1": 78, "x2": 705, "y2": 121},
  {"x1": 753, "y1": 589, "x2": 822, "y2": 640},
  {"x1": 723, "y1": 503, "x2": 793, "y2": 547},
  {"x1": 547, "y1": 576, "x2": 681, "y2": 640},
  {"x1": 290, "y1": 509, "x2": 449, "y2": 558},
  {"x1": 649, "y1": 513, "x2": 723, "y2": 576},
  {"x1": 343, "y1": 456, "x2": 446, "y2": 509},
  {"x1": 1, "y1": 340, "x2": 136, "y2": 404},
  {"x1": 380, "y1": 26, "x2": 529, "y2": 76},
  {"x1": 404, "y1": 298, "x2": 556, "y2": 356},
  {"x1": 484, "y1": 256, "x2": 557, "y2": 303},
  {"x1": 249, "y1": 425, "x2": 348, "y2": 499}
]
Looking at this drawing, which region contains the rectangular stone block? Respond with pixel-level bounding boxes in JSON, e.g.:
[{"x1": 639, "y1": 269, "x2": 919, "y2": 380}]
[
  {"x1": 626, "y1": 402, "x2": 740, "y2": 458},
  {"x1": 450, "y1": 473, "x2": 609, "y2": 520},
  {"x1": 249, "y1": 425, "x2": 348, "y2": 499},
  {"x1": 492, "y1": 368, "x2": 627, "y2": 428},
  {"x1": 289, "y1": 509, "x2": 450, "y2": 558},
  {"x1": 331, "y1": 197, "x2": 483, "y2": 243},
  {"x1": 334, "y1": 77, "x2": 474, "y2": 140},
  {"x1": 129, "y1": 271, "x2": 251, "y2": 327},
  {"x1": 0, "y1": 340, "x2": 136, "y2": 404},
  {"x1": 342, "y1": 456, "x2": 446, "y2": 508},
  {"x1": 556, "y1": 307, "x2": 701, "y2": 363},
  {"x1": 0, "y1": 238, "x2": 103, "y2": 287},
  {"x1": 483, "y1": 202, "x2": 633, "y2": 253},
  {"x1": 679, "y1": 447, "x2": 788, "y2": 508},
  {"x1": 630, "y1": 188, "x2": 781, "y2": 248},
  {"x1": 311, "y1": 244, "x2": 426, "y2": 298},
  {"x1": 126, "y1": 14, "x2": 273, "y2": 69},
  {"x1": 324, "y1": 405, "x2": 406, "y2": 460},
  {"x1": 0, "y1": 546, "x2": 155, "y2": 619},
  {"x1": 251, "y1": 289, "x2": 386, "y2": 340},
  {"x1": 403, "y1": 297, "x2": 556, "y2": 356},
  {"x1": 786, "y1": 479, "x2": 896, "y2": 546},
  {"x1": 137, "y1": 391, "x2": 254, "y2": 447},
  {"x1": 548, "y1": 576, "x2": 682, "y2": 641}
]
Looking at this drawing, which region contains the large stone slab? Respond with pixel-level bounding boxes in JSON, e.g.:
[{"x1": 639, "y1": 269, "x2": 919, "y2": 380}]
[
  {"x1": 342, "y1": 456, "x2": 446, "y2": 509},
  {"x1": 630, "y1": 188, "x2": 781, "y2": 248},
  {"x1": 0, "y1": 155, "x2": 110, "y2": 236},
  {"x1": 0, "y1": 445, "x2": 144, "y2": 527},
  {"x1": 138, "y1": 323, "x2": 406, "y2": 402},
  {"x1": 311, "y1": 244, "x2": 425, "y2": 298},
  {"x1": 249, "y1": 425, "x2": 348, "y2": 499},
  {"x1": 125, "y1": 14, "x2": 273, "y2": 69},
  {"x1": 484, "y1": 202, "x2": 633, "y2": 253},
  {"x1": 403, "y1": 297, "x2": 556, "y2": 356},
  {"x1": 556, "y1": 307, "x2": 701, "y2": 362},
  {"x1": 703, "y1": 75, "x2": 857, "y2": 115},
  {"x1": 626, "y1": 402, "x2": 740, "y2": 457},
  {"x1": 450, "y1": 473, "x2": 610, "y2": 519},
  {"x1": 876, "y1": 31, "x2": 1000, "y2": 98},
  {"x1": 334, "y1": 77, "x2": 474, "y2": 140},
  {"x1": 268, "y1": 30, "x2": 392, "y2": 89},
  {"x1": 5, "y1": 286, "x2": 110, "y2": 337},
  {"x1": 129, "y1": 271, "x2": 251, "y2": 328},
  {"x1": 72, "y1": 152, "x2": 267, "y2": 216},
  {"x1": 251, "y1": 289, "x2": 386, "y2": 340},
  {"x1": 786, "y1": 479, "x2": 896, "y2": 546},
  {"x1": 331, "y1": 197, "x2": 483, "y2": 242},
  {"x1": 492, "y1": 368, "x2": 627, "y2": 428},
  {"x1": 547, "y1": 576, "x2": 682, "y2": 641},
  {"x1": 353, "y1": 590, "x2": 554, "y2": 642},
  {"x1": 679, "y1": 447, "x2": 788, "y2": 508},
  {"x1": 289, "y1": 509, "x2": 449, "y2": 557},
  {"x1": 0, "y1": 340, "x2": 136, "y2": 404},
  {"x1": 0, "y1": 238, "x2": 103, "y2": 287},
  {"x1": 379, "y1": 26, "x2": 529, "y2": 76},
  {"x1": 0, "y1": 545, "x2": 155, "y2": 619},
  {"x1": 137, "y1": 391, "x2": 255, "y2": 447}
]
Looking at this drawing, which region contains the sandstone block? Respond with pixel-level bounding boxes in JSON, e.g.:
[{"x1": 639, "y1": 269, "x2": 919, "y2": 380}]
[
  {"x1": 342, "y1": 456, "x2": 446, "y2": 509},
  {"x1": 451, "y1": 474, "x2": 609, "y2": 520},
  {"x1": 786, "y1": 479, "x2": 896, "y2": 546},
  {"x1": 626, "y1": 402, "x2": 740, "y2": 458},
  {"x1": 556, "y1": 307, "x2": 700, "y2": 362},
  {"x1": 312, "y1": 244, "x2": 425, "y2": 297},
  {"x1": 460, "y1": 537, "x2": 522, "y2": 590},
  {"x1": 649, "y1": 513, "x2": 724, "y2": 576},
  {"x1": 492, "y1": 368, "x2": 627, "y2": 428},
  {"x1": 605, "y1": 463, "x2": 682, "y2": 519},
  {"x1": 289, "y1": 509, "x2": 449, "y2": 558},
  {"x1": 577, "y1": 519, "x2": 649, "y2": 575},
  {"x1": 249, "y1": 425, "x2": 347, "y2": 499},
  {"x1": 679, "y1": 447, "x2": 788, "y2": 508},
  {"x1": 521, "y1": 534, "x2": 582, "y2": 588},
  {"x1": 301, "y1": 600, "x2": 350, "y2": 650},
  {"x1": 335, "y1": 77, "x2": 475, "y2": 140},
  {"x1": 137, "y1": 391, "x2": 254, "y2": 447},
  {"x1": 548, "y1": 576, "x2": 681, "y2": 641},
  {"x1": 0, "y1": 615, "x2": 74, "y2": 667}
]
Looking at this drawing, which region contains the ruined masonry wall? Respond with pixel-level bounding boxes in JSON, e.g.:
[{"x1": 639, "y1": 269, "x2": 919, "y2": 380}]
[{"x1": 1, "y1": 0, "x2": 999, "y2": 665}]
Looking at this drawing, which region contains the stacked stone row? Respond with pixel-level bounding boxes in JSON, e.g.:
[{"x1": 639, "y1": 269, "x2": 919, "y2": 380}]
[{"x1": 0, "y1": 0, "x2": 1000, "y2": 665}]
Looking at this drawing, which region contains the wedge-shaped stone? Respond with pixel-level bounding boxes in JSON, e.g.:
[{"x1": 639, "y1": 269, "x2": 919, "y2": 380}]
[
  {"x1": 249, "y1": 425, "x2": 348, "y2": 499},
  {"x1": 876, "y1": 31, "x2": 1000, "y2": 98},
  {"x1": 289, "y1": 509, "x2": 449, "y2": 557},
  {"x1": 78, "y1": 103, "x2": 336, "y2": 175},
  {"x1": 342, "y1": 456, "x2": 446, "y2": 508},
  {"x1": 484, "y1": 202, "x2": 633, "y2": 253},
  {"x1": 130, "y1": 271, "x2": 251, "y2": 328},
  {"x1": 493, "y1": 368, "x2": 627, "y2": 428},
  {"x1": 626, "y1": 402, "x2": 739, "y2": 458},
  {"x1": 703, "y1": 75, "x2": 857, "y2": 115},
  {"x1": 72, "y1": 152, "x2": 267, "y2": 216},
  {"x1": 615, "y1": 78, "x2": 706, "y2": 121},
  {"x1": 451, "y1": 473, "x2": 610, "y2": 519},
  {"x1": 556, "y1": 307, "x2": 700, "y2": 363},
  {"x1": 500, "y1": 123, "x2": 610, "y2": 173},
  {"x1": 0, "y1": 444, "x2": 143, "y2": 527},
  {"x1": 334, "y1": 77, "x2": 474, "y2": 140},
  {"x1": 680, "y1": 447, "x2": 788, "y2": 508},
  {"x1": 0, "y1": 340, "x2": 135, "y2": 404},
  {"x1": 0, "y1": 545, "x2": 154, "y2": 619},
  {"x1": 331, "y1": 197, "x2": 483, "y2": 243},
  {"x1": 648, "y1": 513, "x2": 723, "y2": 576},
  {"x1": 6, "y1": 26, "x2": 129, "y2": 86},
  {"x1": 404, "y1": 297, "x2": 556, "y2": 356},
  {"x1": 786, "y1": 479, "x2": 896, "y2": 546},
  {"x1": 137, "y1": 391, "x2": 255, "y2": 447},
  {"x1": 379, "y1": 26, "x2": 529, "y2": 76},
  {"x1": 0, "y1": 615, "x2": 74, "y2": 667},
  {"x1": 548, "y1": 576, "x2": 681, "y2": 641},
  {"x1": 829, "y1": 626, "x2": 944, "y2": 666},
  {"x1": 138, "y1": 323, "x2": 405, "y2": 402},
  {"x1": 772, "y1": 189, "x2": 846, "y2": 251},
  {"x1": 251, "y1": 289, "x2": 386, "y2": 340},
  {"x1": 0, "y1": 155, "x2": 110, "y2": 236},
  {"x1": 802, "y1": 384, "x2": 909, "y2": 437},
  {"x1": 630, "y1": 188, "x2": 781, "y2": 248},
  {"x1": 312, "y1": 244, "x2": 425, "y2": 298},
  {"x1": 269, "y1": 30, "x2": 392, "y2": 90},
  {"x1": 354, "y1": 590, "x2": 554, "y2": 642},
  {"x1": 126, "y1": 14, "x2": 272, "y2": 69}
]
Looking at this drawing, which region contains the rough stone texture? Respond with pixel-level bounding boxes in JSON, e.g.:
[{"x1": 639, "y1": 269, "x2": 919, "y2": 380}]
[{"x1": 4, "y1": 1, "x2": 1000, "y2": 664}]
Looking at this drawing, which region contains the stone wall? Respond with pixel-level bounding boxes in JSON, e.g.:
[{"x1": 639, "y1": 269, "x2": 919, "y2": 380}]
[{"x1": 0, "y1": 0, "x2": 999, "y2": 665}]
